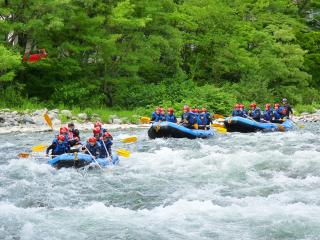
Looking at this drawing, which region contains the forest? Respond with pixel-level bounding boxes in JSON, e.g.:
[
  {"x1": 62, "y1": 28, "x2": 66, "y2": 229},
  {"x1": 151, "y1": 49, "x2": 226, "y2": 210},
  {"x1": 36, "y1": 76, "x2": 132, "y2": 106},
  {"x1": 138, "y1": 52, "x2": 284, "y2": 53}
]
[{"x1": 0, "y1": 0, "x2": 319, "y2": 114}]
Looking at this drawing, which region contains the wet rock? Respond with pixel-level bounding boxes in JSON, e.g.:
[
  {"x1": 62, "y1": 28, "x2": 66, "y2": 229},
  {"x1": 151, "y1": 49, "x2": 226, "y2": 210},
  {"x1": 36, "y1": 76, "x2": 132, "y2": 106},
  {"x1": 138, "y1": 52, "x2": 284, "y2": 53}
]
[
  {"x1": 22, "y1": 115, "x2": 35, "y2": 124},
  {"x1": 33, "y1": 108, "x2": 48, "y2": 116},
  {"x1": 120, "y1": 117, "x2": 129, "y2": 124},
  {"x1": 77, "y1": 113, "x2": 88, "y2": 121},
  {"x1": 113, "y1": 118, "x2": 122, "y2": 124},
  {"x1": 61, "y1": 110, "x2": 72, "y2": 118},
  {"x1": 48, "y1": 110, "x2": 59, "y2": 120}
]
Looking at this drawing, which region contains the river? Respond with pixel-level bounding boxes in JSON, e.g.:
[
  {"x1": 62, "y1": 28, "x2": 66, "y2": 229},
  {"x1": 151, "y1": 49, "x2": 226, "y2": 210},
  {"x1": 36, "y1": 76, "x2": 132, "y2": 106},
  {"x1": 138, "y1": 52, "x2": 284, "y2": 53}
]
[{"x1": 1, "y1": 124, "x2": 320, "y2": 240}]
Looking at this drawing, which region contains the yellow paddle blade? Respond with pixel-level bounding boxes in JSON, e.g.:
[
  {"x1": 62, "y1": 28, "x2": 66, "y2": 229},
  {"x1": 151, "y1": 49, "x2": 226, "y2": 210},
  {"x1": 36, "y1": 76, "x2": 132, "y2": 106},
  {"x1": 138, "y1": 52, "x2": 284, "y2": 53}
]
[
  {"x1": 44, "y1": 112, "x2": 53, "y2": 130},
  {"x1": 32, "y1": 145, "x2": 48, "y2": 152},
  {"x1": 299, "y1": 125, "x2": 305, "y2": 129},
  {"x1": 18, "y1": 152, "x2": 31, "y2": 158},
  {"x1": 140, "y1": 117, "x2": 150, "y2": 124},
  {"x1": 116, "y1": 149, "x2": 130, "y2": 158},
  {"x1": 215, "y1": 127, "x2": 227, "y2": 134},
  {"x1": 211, "y1": 123, "x2": 225, "y2": 128},
  {"x1": 121, "y1": 136, "x2": 137, "y2": 143},
  {"x1": 213, "y1": 114, "x2": 225, "y2": 119}
]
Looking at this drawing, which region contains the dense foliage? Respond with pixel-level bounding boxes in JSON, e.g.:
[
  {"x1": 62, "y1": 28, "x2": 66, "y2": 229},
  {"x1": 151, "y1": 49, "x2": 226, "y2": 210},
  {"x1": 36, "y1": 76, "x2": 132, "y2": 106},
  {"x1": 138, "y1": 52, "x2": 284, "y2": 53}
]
[{"x1": 0, "y1": 0, "x2": 319, "y2": 113}]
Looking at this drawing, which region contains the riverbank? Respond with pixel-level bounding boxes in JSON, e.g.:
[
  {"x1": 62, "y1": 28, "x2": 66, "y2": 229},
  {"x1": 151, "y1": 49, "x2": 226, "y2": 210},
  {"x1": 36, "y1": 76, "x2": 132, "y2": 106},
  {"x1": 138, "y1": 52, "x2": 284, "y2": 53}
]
[
  {"x1": 0, "y1": 108, "x2": 318, "y2": 134},
  {"x1": 0, "y1": 108, "x2": 148, "y2": 134}
]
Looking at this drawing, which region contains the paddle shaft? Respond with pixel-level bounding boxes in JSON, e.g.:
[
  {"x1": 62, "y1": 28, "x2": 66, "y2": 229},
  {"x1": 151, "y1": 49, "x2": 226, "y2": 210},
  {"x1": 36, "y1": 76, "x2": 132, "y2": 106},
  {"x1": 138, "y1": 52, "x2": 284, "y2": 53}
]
[
  {"x1": 101, "y1": 140, "x2": 112, "y2": 163},
  {"x1": 84, "y1": 145, "x2": 103, "y2": 170}
]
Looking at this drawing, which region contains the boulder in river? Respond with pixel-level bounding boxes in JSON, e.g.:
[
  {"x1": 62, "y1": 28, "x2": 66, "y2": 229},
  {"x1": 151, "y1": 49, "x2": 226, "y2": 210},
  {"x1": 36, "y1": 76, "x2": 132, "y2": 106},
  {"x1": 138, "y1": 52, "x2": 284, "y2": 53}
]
[
  {"x1": 61, "y1": 110, "x2": 72, "y2": 119},
  {"x1": 33, "y1": 108, "x2": 48, "y2": 116},
  {"x1": 113, "y1": 118, "x2": 122, "y2": 124},
  {"x1": 22, "y1": 115, "x2": 35, "y2": 124},
  {"x1": 77, "y1": 113, "x2": 88, "y2": 121}
]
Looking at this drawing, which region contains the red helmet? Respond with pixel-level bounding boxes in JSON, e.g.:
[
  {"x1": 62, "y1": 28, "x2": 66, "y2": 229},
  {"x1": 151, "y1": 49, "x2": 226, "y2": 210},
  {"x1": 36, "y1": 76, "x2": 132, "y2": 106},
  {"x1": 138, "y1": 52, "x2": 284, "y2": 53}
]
[
  {"x1": 94, "y1": 121, "x2": 102, "y2": 128},
  {"x1": 201, "y1": 108, "x2": 207, "y2": 113},
  {"x1": 239, "y1": 104, "x2": 244, "y2": 108},
  {"x1": 250, "y1": 103, "x2": 257, "y2": 108},
  {"x1": 88, "y1": 137, "x2": 96, "y2": 143},
  {"x1": 103, "y1": 132, "x2": 112, "y2": 138},
  {"x1": 192, "y1": 108, "x2": 199, "y2": 113},
  {"x1": 234, "y1": 104, "x2": 240, "y2": 108},
  {"x1": 57, "y1": 135, "x2": 65, "y2": 141},
  {"x1": 159, "y1": 107, "x2": 164, "y2": 113},
  {"x1": 60, "y1": 127, "x2": 68, "y2": 134},
  {"x1": 274, "y1": 103, "x2": 280, "y2": 107},
  {"x1": 265, "y1": 103, "x2": 271, "y2": 109},
  {"x1": 183, "y1": 105, "x2": 190, "y2": 111},
  {"x1": 93, "y1": 127, "x2": 101, "y2": 134},
  {"x1": 167, "y1": 108, "x2": 174, "y2": 113}
]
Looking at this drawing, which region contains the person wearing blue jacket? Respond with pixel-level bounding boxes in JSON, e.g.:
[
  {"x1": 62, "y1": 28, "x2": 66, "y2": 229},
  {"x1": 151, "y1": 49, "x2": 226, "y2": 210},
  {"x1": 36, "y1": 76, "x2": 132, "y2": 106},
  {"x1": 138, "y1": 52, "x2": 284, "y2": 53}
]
[
  {"x1": 165, "y1": 108, "x2": 177, "y2": 123},
  {"x1": 248, "y1": 103, "x2": 261, "y2": 121},
  {"x1": 151, "y1": 107, "x2": 162, "y2": 122},
  {"x1": 201, "y1": 108, "x2": 212, "y2": 125},
  {"x1": 99, "y1": 132, "x2": 113, "y2": 159},
  {"x1": 46, "y1": 135, "x2": 70, "y2": 156},
  {"x1": 82, "y1": 137, "x2": 101, "y2": 158},
  {"x1": 198, "y1": 109, "x2": 208, "y2": 129},
  {"x1": 272, "y1": 103, "x2": 283, "y2": 122},
  {"x1": 232, "y1": 104, "x2": 241, "y2": 116},
  {"x1": 239, "y1": 104, "x2": 248, "y2": 118},
  {"x1": 181, "y1": 105, "x2": 192, "y2": 127},
  {"x1": 262, "y1": 103, "x2": 273, "y2": 122}
]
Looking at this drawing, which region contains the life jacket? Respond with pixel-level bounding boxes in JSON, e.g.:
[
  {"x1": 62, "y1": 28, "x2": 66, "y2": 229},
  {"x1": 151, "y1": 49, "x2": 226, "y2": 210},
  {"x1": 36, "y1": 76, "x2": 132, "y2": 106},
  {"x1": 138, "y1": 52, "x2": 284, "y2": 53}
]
[
  {"x1": 273, "y1": 109, "x2": 282, "y2": 120},
  {"x1": 99, "y1": 128, "x2": 107, "y2": 137},
  {"x1": 86, "y1": 142, "x2": 101, "y2": 157},
  {"x1": 181, "y1": 112, "x2": 189, "y2": 121},
  {"x1": 232, "y1": 110, "x2": 241, "y2": 117},
  {"x1": 204, "y1": 112, "x2": 211, "y2": 124},
  {"x1": 53, "y1": 142, "x2": 68, "y2": 155},
  {"x1": 199, "y1": 113, "x2": 207, "y2": 126},
  {"x1": 263, "y1": 109, "x2": 273, "y2": 121},
  {"x1": 188, "y1": 113, "x2": 197, "y2": 125},
  {"x1": 99, "y1": 139, "x2": 112, "y2": 158},
  {"x1": 165, "y1": 114, "x2": 176, "y2": 123},
  {"x1": 151, "y1": 112, "x2": 161, "y2": 122},
  {"x1": 249, "y1": 108, "x2": 261, "y2": 121}
]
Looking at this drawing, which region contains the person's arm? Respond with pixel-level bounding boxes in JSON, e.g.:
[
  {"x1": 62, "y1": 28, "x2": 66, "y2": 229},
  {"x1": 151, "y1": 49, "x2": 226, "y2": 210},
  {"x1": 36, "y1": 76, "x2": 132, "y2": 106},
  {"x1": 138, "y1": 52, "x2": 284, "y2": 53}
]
[{"x1": 46, "y1": 143, "x2": 56, "y2": 155}]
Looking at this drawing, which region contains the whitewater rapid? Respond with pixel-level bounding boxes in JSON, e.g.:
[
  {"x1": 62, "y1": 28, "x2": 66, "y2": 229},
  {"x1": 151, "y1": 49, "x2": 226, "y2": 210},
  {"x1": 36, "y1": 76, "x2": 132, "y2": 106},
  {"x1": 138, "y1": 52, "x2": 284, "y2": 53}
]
[{"x1": 1, "y1": 124, "x2": 320, "y2": 240}]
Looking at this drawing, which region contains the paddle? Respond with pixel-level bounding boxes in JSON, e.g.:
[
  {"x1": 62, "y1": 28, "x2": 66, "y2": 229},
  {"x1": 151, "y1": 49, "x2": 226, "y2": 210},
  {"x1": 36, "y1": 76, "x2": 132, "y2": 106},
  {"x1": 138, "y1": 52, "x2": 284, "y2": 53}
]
[
  {"x1": 44, "y1": 112, "x2": 53, "y2": 130},
  {"x1": 120, "y1": 136, "x2": 137, "y2": 143},
  {"x1": 115, "y1": 149, "x2": 130, "y2": 158},
  {"x1": 215, "y1": 127, "x2": 227, "y2": 134},
  {"x1": 213, "y1": 113, "x2": 225, "y2": 119},
  {"x1": 32, "y1": 144, "x2": 48, "y2": 152},
  {"x1": 140, "y1": 117, "x2": 151, "y2": 124},
  {"x1": 83, "y1": 145, "x2": 103, "y2": 170},
  {"x1": 101, "y1": 140, "x2": 112, "y2": 163}
]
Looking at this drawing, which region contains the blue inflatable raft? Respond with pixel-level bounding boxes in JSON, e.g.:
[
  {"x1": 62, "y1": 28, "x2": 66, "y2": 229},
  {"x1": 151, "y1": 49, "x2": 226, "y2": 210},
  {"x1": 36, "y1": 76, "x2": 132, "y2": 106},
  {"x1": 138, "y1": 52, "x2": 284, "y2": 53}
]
[
  {"x1": 148, "y1": 121, "x2": 214, "y2": 139},
  {"x1": 224, "y1": 117, "x2": 294, "y2": 133},
  {"x1": 48, "y1": 152, "x2": 119, "y2": 169}
]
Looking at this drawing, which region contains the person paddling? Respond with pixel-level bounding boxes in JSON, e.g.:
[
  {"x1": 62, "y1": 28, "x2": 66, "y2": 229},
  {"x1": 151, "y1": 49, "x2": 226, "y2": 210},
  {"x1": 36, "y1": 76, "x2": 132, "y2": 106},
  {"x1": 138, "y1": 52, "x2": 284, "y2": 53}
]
[
  {"x1": 82, "y1": 137, "x2": 101, "y2": 158},
  {"x1": 99, "y1": 132, "x2": 113, "y2": 160},
  {"x1": 165, "y1": 108, "x2": 177, "y2": 123},
  {"x1": 46, "y1": 135, "x2": 69, "y2": 157}
]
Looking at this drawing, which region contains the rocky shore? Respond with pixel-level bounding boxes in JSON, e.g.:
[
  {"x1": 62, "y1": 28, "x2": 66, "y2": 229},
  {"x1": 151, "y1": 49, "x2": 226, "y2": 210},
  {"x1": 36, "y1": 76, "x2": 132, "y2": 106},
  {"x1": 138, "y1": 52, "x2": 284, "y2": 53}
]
[
  {"x1": 0, "y1": 108, "x2": 318, "y2": 134},
  {"x1": 0, "y1": 108, "x2": 147, "y2": 134}
]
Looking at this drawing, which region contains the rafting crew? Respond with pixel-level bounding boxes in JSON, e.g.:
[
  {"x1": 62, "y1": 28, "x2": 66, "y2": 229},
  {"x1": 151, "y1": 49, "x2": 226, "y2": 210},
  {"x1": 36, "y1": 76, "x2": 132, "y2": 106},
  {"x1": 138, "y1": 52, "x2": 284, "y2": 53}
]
[{"x1": 231, "y1": 98, "x2": 293, "y2": 122}]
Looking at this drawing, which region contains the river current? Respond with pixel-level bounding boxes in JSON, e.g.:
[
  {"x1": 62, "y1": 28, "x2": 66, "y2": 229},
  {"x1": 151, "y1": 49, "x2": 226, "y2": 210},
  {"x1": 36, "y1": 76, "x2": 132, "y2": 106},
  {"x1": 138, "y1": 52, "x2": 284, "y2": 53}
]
[{"x1": 1, "y1": 124, "x2": 320, "y2": 240}]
